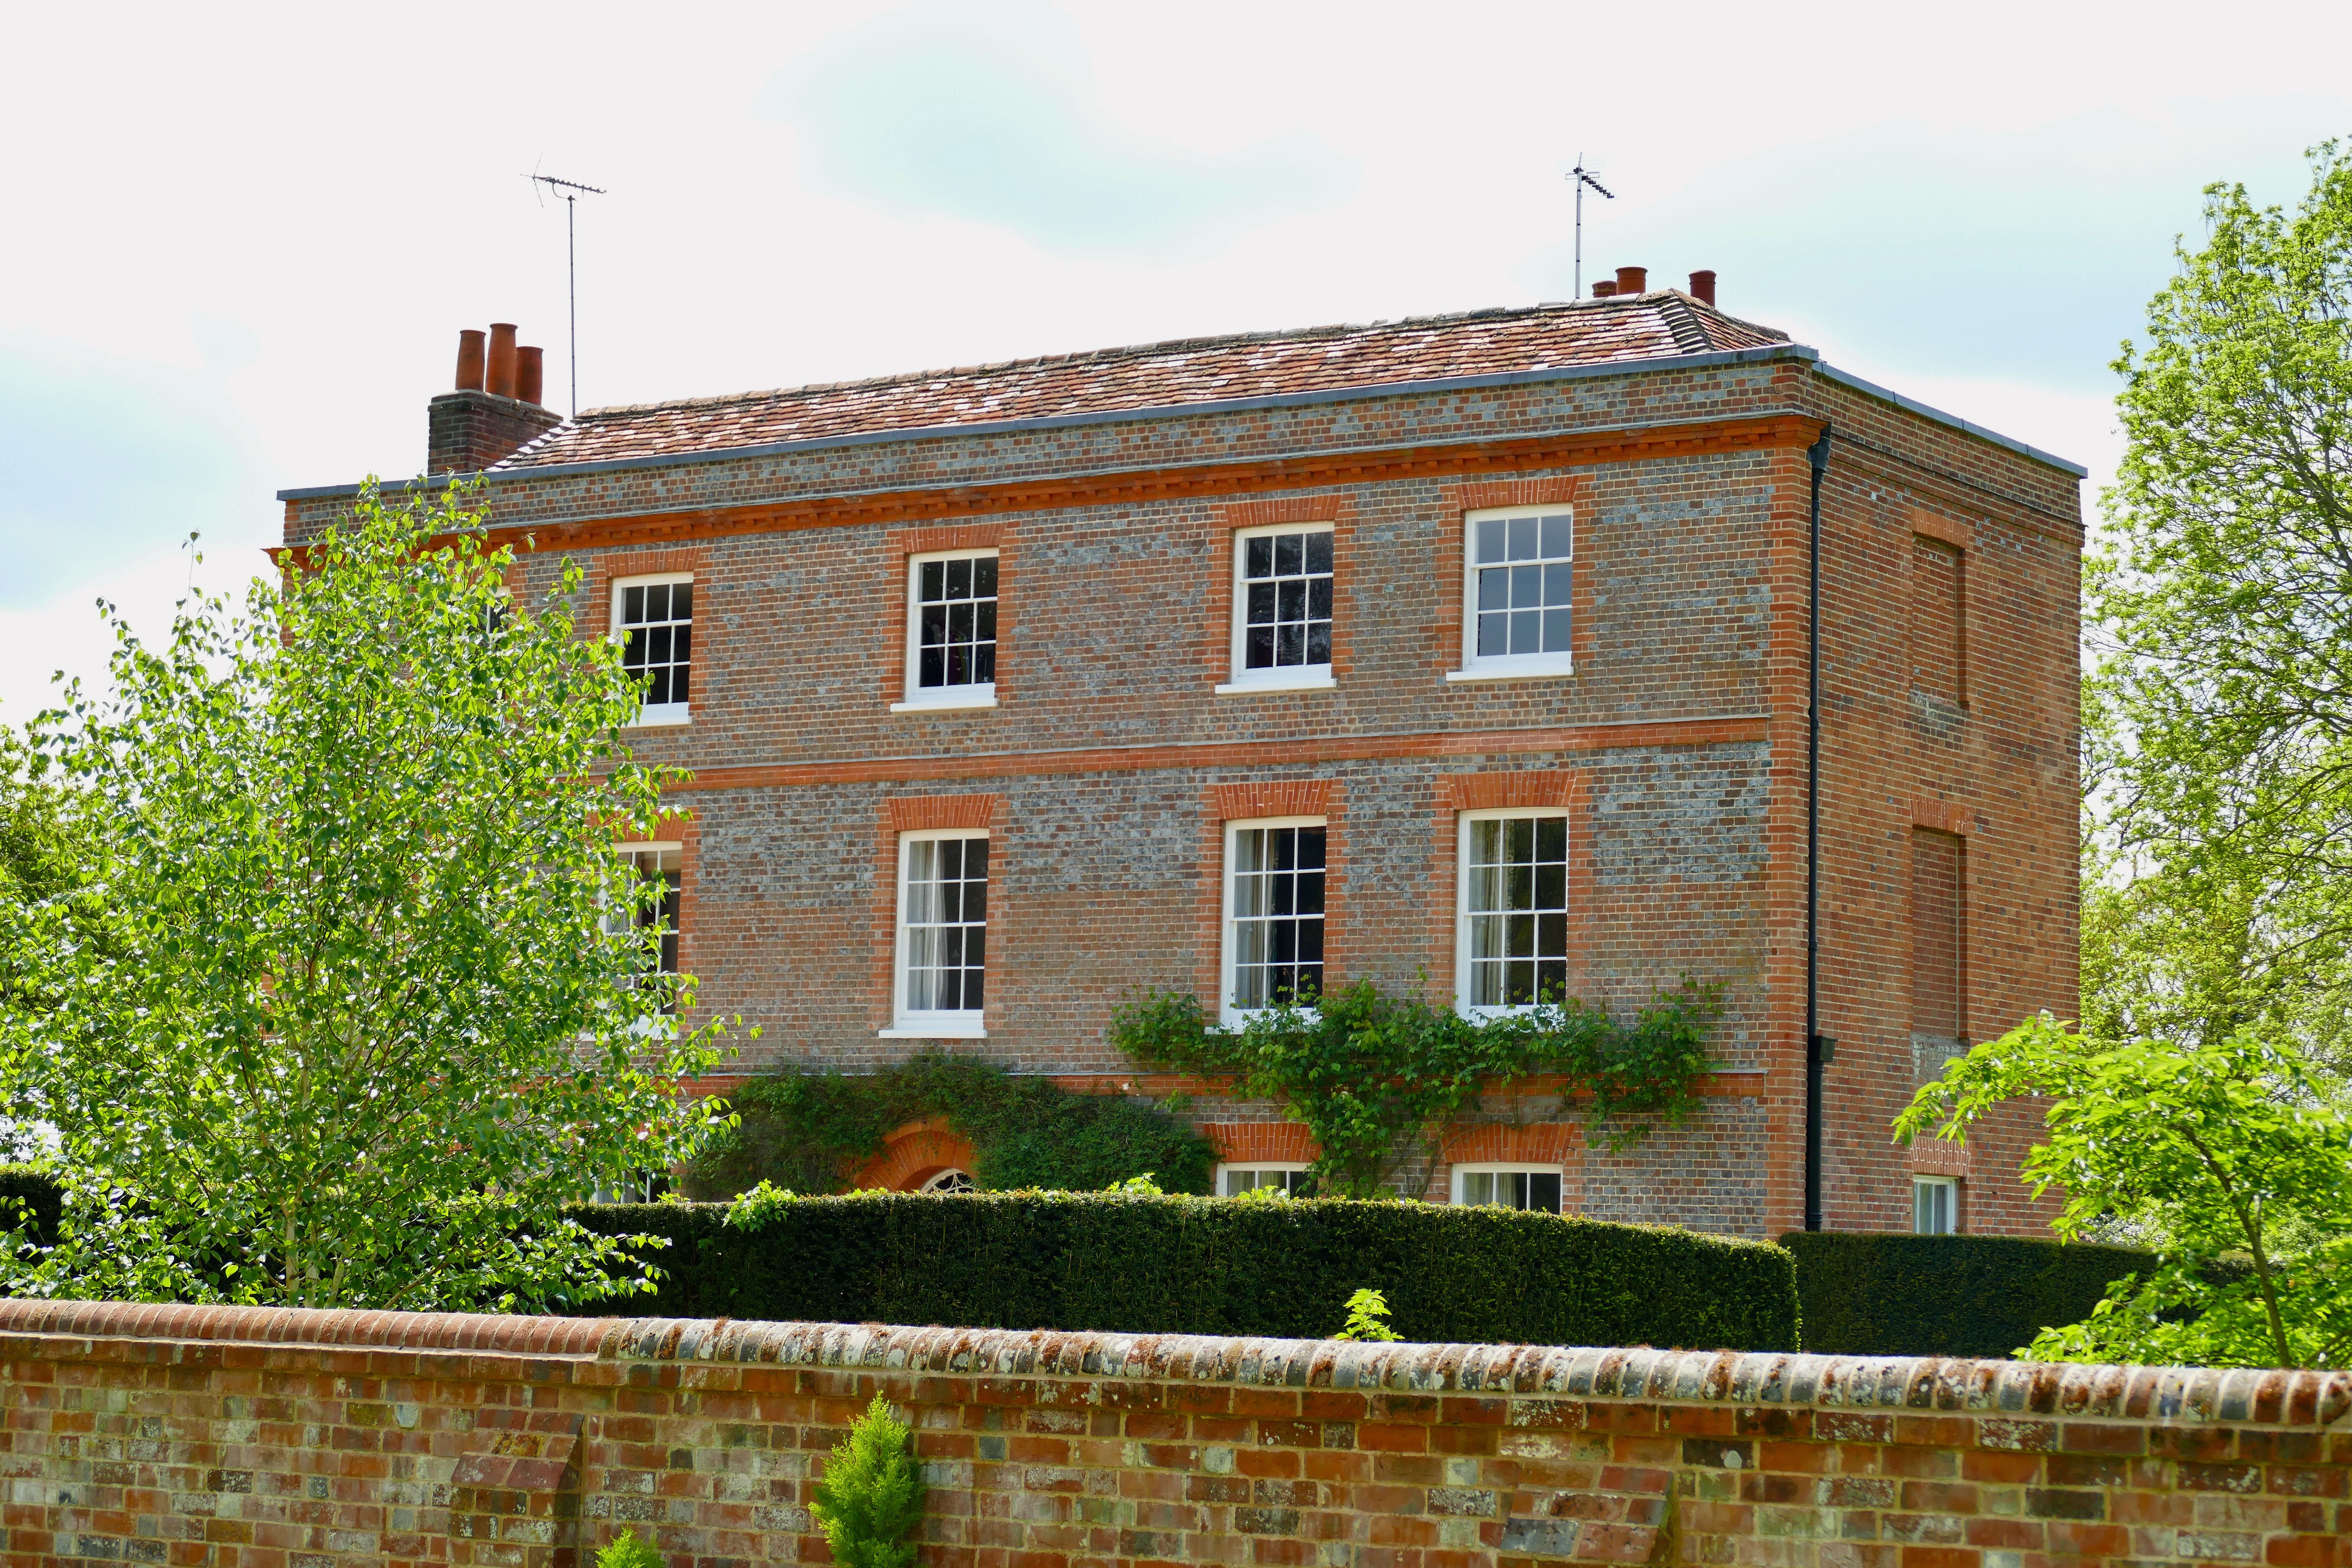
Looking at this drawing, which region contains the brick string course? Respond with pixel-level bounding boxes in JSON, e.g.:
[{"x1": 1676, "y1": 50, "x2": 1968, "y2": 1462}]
[{"x1": 1, "y1": 1302, "x2": 2345, "y2": 1568}]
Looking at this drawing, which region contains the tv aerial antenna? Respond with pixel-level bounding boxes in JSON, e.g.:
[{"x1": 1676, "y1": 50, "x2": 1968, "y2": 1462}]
[
  {"x1": 1566, "y1": 156, "x2": 1615, "y2": 300},
  {"x1": 527, "y1": 164, "x2": 607, "y2": 416}
]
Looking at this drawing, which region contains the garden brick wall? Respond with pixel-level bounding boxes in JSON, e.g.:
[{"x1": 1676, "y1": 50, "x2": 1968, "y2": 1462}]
[
  {"x1": 278, "y1": 325, "x2": 2082, "y2": 1238},
  {"x1": 3, "y1": 1302, "x2": 2345, "y2": 1568}
]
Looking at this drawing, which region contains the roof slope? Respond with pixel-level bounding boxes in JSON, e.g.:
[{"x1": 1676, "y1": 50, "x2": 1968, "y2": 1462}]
[{"x1": 493, "y1": 293, "x2": 1792, "y2": 472}]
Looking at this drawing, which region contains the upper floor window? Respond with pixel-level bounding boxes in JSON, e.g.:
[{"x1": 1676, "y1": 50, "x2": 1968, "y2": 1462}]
[
  {"x1": 899, "y1": 550, "x2": 998, "y2": 710},
  {"x1": 1222, "y1": 816, "x2": 1326, "y2": 1022},
  {"x1": 614, "y1": 574, "x2": 692, "y2": 726},
  {"x1": 1452, "y1": 506, "x2": 1573, "y2": 681},
  {"x1": 1220, "y1": 524, "x2": 1334, "y2": 693},
  {"x1": 1457, "y1": 810, "x2": 1569, "y2": 1014},
  {"x1": 1914, "y1": 1176, "x2": 1958, "y2": 1234},
  {"x1": 1452, "y1": 1165, "x2": 1563, "y2": 1213},
  {"x1": 893, "y1": 829, "x2": 989, "y2": 1037}
]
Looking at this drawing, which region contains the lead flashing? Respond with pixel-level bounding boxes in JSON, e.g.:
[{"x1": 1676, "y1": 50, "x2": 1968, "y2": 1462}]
[{"x1": 1813, "y1": 364, "x2": 2088, "y2": 478}]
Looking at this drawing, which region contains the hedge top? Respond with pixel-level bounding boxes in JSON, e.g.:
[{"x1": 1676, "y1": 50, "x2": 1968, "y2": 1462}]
[{"x1": 2, "y1": 1298, "x2": 2347, "y2": 1427}]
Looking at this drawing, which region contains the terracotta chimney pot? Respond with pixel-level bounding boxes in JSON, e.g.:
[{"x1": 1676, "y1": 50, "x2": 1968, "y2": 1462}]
[
  {"x1": 1614, "y1": 266, "x2": 1647, "y2": 296},
  {"x1": 455, "y1": 329, "x2": 486, "y2": 392},
  {"x1": 1689, "y1": 270, "x2": 1718, "y2": 307},
  {"x1": 1591, "y1": 280, "x2": 1618, "y2": 297},
  {"x1": 485, "y1": 323, "x2": 519, "y2": 399},
  {"x1": 515, "y1": 346, "x2": 545, "y2": 407}
]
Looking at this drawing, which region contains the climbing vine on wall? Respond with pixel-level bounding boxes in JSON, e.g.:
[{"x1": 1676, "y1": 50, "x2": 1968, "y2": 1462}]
[
  {"x1": 1108, "y1": 978, "x2": 1720, "y2": 1198},
  {"x1": 681, "y1": 1052, "x2": 1218, "y2": 1198}
]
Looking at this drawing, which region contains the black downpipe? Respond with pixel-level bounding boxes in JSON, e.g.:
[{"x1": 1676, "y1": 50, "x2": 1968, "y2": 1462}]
[{"x1": 1804, "y1": 426, "x2": 1833, "y2": 1233}]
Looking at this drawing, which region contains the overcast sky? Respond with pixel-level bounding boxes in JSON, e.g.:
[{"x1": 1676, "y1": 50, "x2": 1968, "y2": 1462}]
[{"x1": 5, "y1": 0, "x2": 2350, "y2": 721}]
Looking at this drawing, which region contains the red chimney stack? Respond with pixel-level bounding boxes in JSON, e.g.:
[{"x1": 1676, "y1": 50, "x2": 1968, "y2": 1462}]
[
  {"x1": 1688, "y1": 270, "x2": 1718, "y2": 307},
  {"x1": 429, "y1": 322, "x2": 562, "y2": 474},
  {"x1": 1614, "y1": 266, "x2": 1647, "y2": 297}
]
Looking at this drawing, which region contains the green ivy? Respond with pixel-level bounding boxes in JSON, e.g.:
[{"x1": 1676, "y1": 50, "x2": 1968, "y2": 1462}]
[
  {"x1": 1109, "y1": 978, "x2": 1719, "y2": 1197},
  {"x1": 683, "y1": 1051, "x2": 1218, "y2": 1197}
]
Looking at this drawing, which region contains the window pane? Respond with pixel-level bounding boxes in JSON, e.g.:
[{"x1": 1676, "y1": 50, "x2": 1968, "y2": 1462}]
[
  {"x1": 1528, "y1": 1173, "x2": 1562, "y2": 1213},
  {"x1": 1465, "y1": 1172, "x2": 1495, "y2": 1205},
  {"x1": 1464, "y1": 814, "x2": 1571, "y2": 1010},
  {"x1": 1510, "y1": 609, "x2": 1541, "y2": 654},
  {"x1": 644, "y1": 582, "x2": 669, "y2": 622},
  {"x1": 1543, "y1": 608, "x2": 1573, "y2": 651},
  {"x1": 902, "y1": 835, "x2": 988, "y2": 1017},
  {"x1": 1476, "y1": 519, "x2": 1507, "y2": 564},
  {"x1": 1231, "y1": 824, "x2": 1325, "y2": 1009},
  {"x1": 1507, "y1": 517, "x2": 1538, "y2": 559},
  {"x1": 1477, "y1": 612, "x2": 1508, "y2": 658},
  {"x1": 1479, "y1": 567, "x2": 1510, "y2": 612},
  {"x1": 623, "y1": 585, "x2": 645, "y2": 624},
  {"x1": 1274, "y1": 533, "x2": 1302, "y2": 575},
  {"x1": 1539, "y1": 515, "x2": 1571, "y2": 559},
  {"x1": 914, "y1": 554, "x2": 998, "y2": 690},
  {"x1": 1306, "y1": 532, "x2": 1332, "y2": 574},
  {"x1": 1246, "y1": 536, "x2": 1272, "y2": 577}
]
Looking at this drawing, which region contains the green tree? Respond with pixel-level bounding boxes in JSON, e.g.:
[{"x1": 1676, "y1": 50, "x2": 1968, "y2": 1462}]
[
  {"x1": 0, "y1": 484, "x2": 735, "y2": 1310},
  {"x1": 1898, "y1": 1014, "x2": 2352, "y2": 1368},
  {"x1": 0, "y1": 723, "x2": 106, "y2": 1119},
  {"x1": 2087, "y1": 140, "x2": 2352, "y2": 1086}
]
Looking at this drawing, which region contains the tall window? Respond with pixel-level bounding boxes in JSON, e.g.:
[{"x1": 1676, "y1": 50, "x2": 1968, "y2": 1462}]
[
  {"x1": 613, "y1": 574, "x2": 693, "y2": 726},
  {"x1": 1453, "y1": 1166, "x2": 1564, "y2": 1213},
  {"x1": 1222, "y1": 818, "x2": 1326, "y2": 1019},
  {"x1": 615, "y1": 845, "x2": 681, "y2": 1016},
  {"x1": 1458, "y1": 507, "x2": 1573, "y2": 678},
  {"x1": 902, "y1": 550, "x2": 998, "y2": 708},
  {"x1": 1914, "y1": 1176, "x2": 1958, "y2": 1235},
  {"x1": 896, "y1": 830, "x2": 989, "y2": 1034},
  {"x1": 1458, "y1": 812, "x2": 1570, "y2": 1012},
  {"x1": 1226, "y1": 525, "x2": 1334, "y2": 689}
]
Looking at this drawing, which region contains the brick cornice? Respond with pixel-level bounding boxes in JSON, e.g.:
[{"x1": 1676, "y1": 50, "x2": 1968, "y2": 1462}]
[{"x1": 462, "y1": 414, "x2": 1825, "y2": 554}]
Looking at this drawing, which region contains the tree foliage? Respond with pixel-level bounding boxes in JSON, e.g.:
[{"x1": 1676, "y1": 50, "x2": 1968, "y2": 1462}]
[
  {"x1": 0, "y1": 484, "x2": 735, "y2": 1310},
  {"x1": 1110, "y1": 978, "x2": 1717, "y2": 1198},
  {"x1": 2087, "y1": 141, "x2": 2352, "y2": 1084},
  {"x1": 1899, "y1": 1014, "x2": 2352, "y2": 1368}
]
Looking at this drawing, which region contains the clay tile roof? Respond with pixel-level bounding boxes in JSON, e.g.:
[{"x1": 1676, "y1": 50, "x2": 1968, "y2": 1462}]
[{"x1": 492, "y1": 294, "x2": 1793, "y2": 472}]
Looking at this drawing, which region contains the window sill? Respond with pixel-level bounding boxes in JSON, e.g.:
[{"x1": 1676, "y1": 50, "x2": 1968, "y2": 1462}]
[
  {"x1": 1445, "y1": 660, "x2": 1575, "y2": 684},
  {"x1": 880, "y1": 1023, "x2": 987, "y2": 1039},
  {"x1": 625, "y1": 706, "x2": 692, "y2": 728},
  {"x1": 890, "y1": 690, "x2": 998, "y2": 714},
  {"x1": 1215, "y1": 672, "x2": 1337, "y2": 695}
]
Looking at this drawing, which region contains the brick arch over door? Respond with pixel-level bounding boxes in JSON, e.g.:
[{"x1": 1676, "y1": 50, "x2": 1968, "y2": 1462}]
[{"x1": 852, "y1": 1117, "x2": 980, "y2": 1191}]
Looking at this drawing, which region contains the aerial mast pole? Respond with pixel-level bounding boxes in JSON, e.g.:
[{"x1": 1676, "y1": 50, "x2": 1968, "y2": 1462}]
[
  {"x1": 1567, "y1": 156, "x2": 1615, "y2": 299},
  {"x1": 527, "y1": 171, "x2": 606, "y2": 416}
]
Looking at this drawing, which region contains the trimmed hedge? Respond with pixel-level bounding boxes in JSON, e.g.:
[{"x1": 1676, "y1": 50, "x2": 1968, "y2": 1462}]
[
  {"x1": 1782, "y1": 1231, "x2": 2156, "y2": 1358},
  {"x1": 573, "y1": 1191, "x2": 1801, "y2": 1351}
]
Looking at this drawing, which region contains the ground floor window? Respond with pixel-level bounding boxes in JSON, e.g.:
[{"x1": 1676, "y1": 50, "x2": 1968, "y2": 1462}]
[
  {"x1": 1458, "y1": 811, "x2": 1570, "y2": 1012},
  {"x1": 1219, "y1": 1164, "x2": 1311, "y2": 1197},
  {"x1": 919, "y1": 1168, "x2": 976, "y2": 1194},
  {"x1": 1222, "y1": 817, "x2": 1326, "y2": 1020},
  {"x1": 1452, "y1": 1164, "x2": 1563, "y2": 1213},
  {"x1": 896, "y1": 830, "x2": 989, "y2": 1034},
  {"x1": 614, "y1": 843, "x2": 682, "y2": 1015},
  {"x1": 1914, "y1": 1176, "x2": 1958, "y2": 1234}
]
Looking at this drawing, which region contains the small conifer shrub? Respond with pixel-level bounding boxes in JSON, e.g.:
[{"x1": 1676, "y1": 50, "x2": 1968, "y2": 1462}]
[
  {"x1": 595, "y1": 1528, "x2": 665, "y2": 1568},
  {"x1": 812, "y1": 1394, "x2": 927, "y2": 1568}
]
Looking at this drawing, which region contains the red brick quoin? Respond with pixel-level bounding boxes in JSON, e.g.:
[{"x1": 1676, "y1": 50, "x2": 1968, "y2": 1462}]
[{"x1": 1, "y1": 1300, "x2": 2345, "y2": 1568}]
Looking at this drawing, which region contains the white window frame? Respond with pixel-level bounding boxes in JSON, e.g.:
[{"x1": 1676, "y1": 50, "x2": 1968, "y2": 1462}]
[
  {"x1": 1216, "y1": 1163, "x2": 1311, "y2": 1197},
  {"x1": 610, "y1": 572, "x2": 695, "y2": 727},
  {"x1": 1450, "y1": 1164, "x2": 1565, "y2": 1213},
  {"x1": 891, "y1": 548, "x2": 1000, "y2": 713},
  {"x1": 1914, "y1": 1176, "x2": 1959, "y2": 1235},
  {"x1": 1447, "y1": 504, "x2": 1576, "y2": 683},
  {"x1": 1219, "y1": 815, "x2": 1329, "y2": 1026},
  {"x1": 885, "y1": 826, "x2": 990, "y2": 1039},
  {"x1": 1216, "y1": 521, "x2": 1338, "y2": 695},
  {"x1": 1454, "y1": 808, "x2": 1572, "y2": 1019}
]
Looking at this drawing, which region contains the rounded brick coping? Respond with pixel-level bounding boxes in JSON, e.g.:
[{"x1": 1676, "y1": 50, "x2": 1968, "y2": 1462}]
[
  {"x1": 605, "y1": 1319, "x2": 2352, "y2": 1429},
  {"x1": 6, "y1": 1301, "x2": 2344, "y2": 1429},
  {"x1": 0, "y1": 1297, "x2": 616, "y2": 1356}
]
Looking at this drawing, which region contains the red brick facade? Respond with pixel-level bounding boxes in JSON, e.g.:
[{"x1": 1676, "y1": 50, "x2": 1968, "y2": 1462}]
[
  {"x1": 280, "y1": 298, "x2": 2082, "y2": 1238},
  {"x1": 3, "y1": 1302, "x2": 2344, "y2": 1568}
]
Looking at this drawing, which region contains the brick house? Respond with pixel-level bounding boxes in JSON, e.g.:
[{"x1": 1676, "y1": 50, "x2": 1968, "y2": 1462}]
[{"x1": 279, "y1": 273, "x2": 2082, "y2": 1239}]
